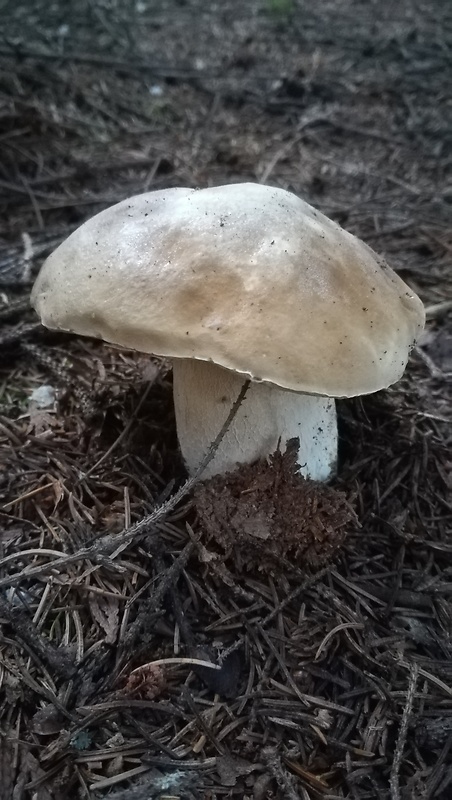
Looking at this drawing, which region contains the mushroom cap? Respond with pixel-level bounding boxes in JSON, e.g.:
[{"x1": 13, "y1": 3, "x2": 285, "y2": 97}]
[{"x1": 31, "y1": 183, "x2": 425, "y2": 398}]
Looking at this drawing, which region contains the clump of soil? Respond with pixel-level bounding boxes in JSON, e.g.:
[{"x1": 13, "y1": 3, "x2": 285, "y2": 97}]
[{"x1": 194, "y1": 439, "x2": 358, "y2": 572}]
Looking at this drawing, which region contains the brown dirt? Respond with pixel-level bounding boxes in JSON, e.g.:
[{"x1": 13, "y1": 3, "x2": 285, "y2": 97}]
[
  {"x1": 195, "y1": 440, "x2": 357, "y2": 572},
  {"x1": 0, "y1": 1, "x2": 451, "y2": 798}
]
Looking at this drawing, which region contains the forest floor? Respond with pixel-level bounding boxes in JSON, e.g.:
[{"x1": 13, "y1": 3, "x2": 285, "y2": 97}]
[{"x1": 0, "y1": 1, "x2": 451, "y2": 798}]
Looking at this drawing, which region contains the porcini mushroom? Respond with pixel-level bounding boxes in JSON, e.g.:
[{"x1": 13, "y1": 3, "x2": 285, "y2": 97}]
[{"x1": 31, "y1": 183, "x2": 425, "y2": 480}]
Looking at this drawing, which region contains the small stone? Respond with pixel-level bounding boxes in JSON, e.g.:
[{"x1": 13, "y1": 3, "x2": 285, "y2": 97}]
[{"x1": 29, "y1": 385, "x2": 56, "y2": 409}]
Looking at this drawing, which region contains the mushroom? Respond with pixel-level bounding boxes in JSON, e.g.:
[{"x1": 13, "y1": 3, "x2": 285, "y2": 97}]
[{"x1": 31, "y1": 183, "x2": 425, "y2": 481}]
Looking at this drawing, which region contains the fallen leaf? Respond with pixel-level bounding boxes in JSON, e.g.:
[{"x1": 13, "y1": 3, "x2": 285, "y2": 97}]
[
  {"x1": 32, "y1": 705, "x2": 66, "y2": 735},
  {"x1": 216, "y1": 754, "x2": 259, "y2": 787},
  {"x1": 89, "y1": 594, "x2": 119, "y2": 644}
]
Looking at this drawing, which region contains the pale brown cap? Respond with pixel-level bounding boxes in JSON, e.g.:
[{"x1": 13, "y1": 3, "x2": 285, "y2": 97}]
[{"x1": 31, "y1": 183, "x2": 425, "y2": 398}]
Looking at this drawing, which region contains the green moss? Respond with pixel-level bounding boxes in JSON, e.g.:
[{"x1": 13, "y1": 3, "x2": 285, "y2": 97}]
[{"x1": 265, "y1": 0, "x2": 295, "y2": 18}]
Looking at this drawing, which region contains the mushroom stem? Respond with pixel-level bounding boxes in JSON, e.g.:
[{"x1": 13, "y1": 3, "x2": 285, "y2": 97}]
[{"x1": 172, "y1": 359, "x2": 338, "y2": 481}]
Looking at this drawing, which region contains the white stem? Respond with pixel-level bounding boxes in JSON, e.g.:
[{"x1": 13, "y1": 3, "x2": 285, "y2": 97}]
[{"x1": 172, "y1": 359, "x2": 337, "y2": 481}]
